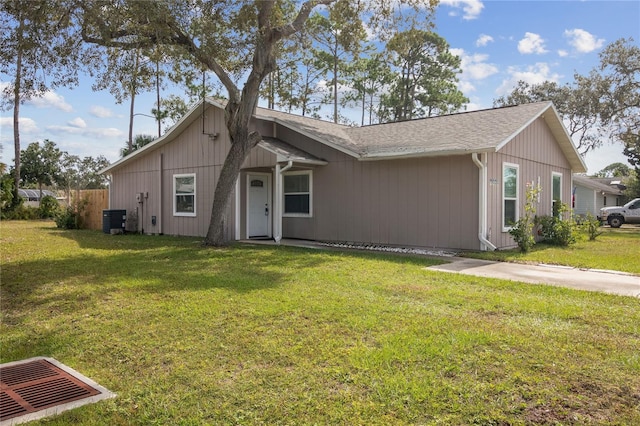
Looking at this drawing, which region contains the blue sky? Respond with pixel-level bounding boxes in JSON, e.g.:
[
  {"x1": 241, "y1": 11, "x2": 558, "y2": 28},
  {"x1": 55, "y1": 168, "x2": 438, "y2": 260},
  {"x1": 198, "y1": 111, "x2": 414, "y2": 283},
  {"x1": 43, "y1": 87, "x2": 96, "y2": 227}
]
[{"x1": 1, "y1": 0, "x2": 639, "y2": 174}]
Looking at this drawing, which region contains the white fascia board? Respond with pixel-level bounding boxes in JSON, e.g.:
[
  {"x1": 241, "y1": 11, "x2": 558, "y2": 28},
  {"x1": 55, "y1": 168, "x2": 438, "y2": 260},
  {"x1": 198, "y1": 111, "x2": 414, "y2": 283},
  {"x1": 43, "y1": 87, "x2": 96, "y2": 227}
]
[{"x1": 358, "y1": 147, "x2": 494, "y2": 161}]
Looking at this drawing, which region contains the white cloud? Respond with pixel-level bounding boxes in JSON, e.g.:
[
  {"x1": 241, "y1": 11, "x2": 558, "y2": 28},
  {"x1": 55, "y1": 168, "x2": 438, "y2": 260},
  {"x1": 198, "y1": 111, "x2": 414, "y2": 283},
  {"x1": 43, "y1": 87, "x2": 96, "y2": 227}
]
[
  {"x1": 557, "y1": 50, "x2": 569, "y2": 57},
  {"x1": 68, "y1": 117, "x2": 87, "y2": 128},
  {"x1": 518, "y1": 32, "x2": 548, "y2": 55},
  {"x1": 564, "y1": 29, "x2": 605, "y2": 53},
  {"x1": 89, "y1": 105, "x2": 114, "y2": 118},
  {"x1": 25, "y1": 91, "x2": 73, "y2": 112},
  {"x1": 46, "y1": 124, "x2": 123, "y2": 139},
  {"x1": 476, "y1": 34, "x2": 494, "y2": 47},
  {"x1": 496, "y1": 63, "x2": 561, "y2": 96},
  {"x1": 452, "y1": 48, "x2": 499, "y2": 81},
  {"x1": 0, "y1": 116, "x2": 38, "y2": 135},
  {"x1": 458, "y1": 80, "x2": 476, "y2": 93},
  {"x1": 440, "y1": 0, "x2": 484, "y2": 20}
]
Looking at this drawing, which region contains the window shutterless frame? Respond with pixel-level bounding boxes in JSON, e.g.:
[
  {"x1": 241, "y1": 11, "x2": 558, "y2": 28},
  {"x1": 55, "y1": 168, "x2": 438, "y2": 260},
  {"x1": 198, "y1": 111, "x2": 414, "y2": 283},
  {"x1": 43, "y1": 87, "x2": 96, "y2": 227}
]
[
  {"x1": 502, "y1": 163, "x2": 519, "y2": 231},
  {"x1": 173, "y1": 173, "x2": 196, "y2": 217},
  {"x1": 283, "y1": 170, "x2": 312, "y2": 217},
  {"x1": 552, "y1": 172, "x2": 562, "y2": 217}
]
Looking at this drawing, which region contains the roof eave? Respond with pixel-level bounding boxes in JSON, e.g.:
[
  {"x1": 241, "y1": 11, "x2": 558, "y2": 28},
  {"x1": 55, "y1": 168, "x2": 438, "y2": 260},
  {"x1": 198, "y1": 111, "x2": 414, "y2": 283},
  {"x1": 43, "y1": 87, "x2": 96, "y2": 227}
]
[
  {"x1": 102, "y1": 98, "x2": 220, "y2": 174},
  {"x1": 358, "y1": 148, "x2": 494, "y2": 161}
]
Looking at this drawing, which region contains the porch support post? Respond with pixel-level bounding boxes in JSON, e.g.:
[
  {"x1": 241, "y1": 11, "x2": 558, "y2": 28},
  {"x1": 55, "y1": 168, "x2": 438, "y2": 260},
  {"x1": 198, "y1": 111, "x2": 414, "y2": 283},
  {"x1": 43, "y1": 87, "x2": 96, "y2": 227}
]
[
  {"x1": 274, "y1": 163, "x2": 282, "y2": 243},
  {"x1": 274, "y1": 160, "x2": 293, "y2": 243}
]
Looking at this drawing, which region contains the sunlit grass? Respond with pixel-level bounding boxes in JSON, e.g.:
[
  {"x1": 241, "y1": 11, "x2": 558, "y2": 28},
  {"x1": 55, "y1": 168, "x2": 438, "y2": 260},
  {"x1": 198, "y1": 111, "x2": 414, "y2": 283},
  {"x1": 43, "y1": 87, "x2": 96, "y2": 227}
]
[
  {"x1": 2, "y1": 221, "x2": 639, "y2": 425},
  {"x1": 463, "y1": 226, "x2": 640, "y2": 274}
]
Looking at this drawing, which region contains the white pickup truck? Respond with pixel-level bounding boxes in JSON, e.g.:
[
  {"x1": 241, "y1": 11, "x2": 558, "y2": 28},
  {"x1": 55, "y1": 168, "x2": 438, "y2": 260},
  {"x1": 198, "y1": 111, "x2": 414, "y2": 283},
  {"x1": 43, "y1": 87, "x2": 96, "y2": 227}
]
[{"x1": 599, "y1": 198, "x2": 640, "y2": 228}]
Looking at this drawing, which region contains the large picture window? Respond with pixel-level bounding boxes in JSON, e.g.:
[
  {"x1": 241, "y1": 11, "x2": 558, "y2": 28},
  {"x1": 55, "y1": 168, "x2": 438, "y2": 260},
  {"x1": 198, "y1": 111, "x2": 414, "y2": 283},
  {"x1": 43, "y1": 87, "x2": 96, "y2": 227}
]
[
  {"x1": 283, "y1": 171, "x2": 312, "y2": 217},
  {"x1": 503, "y1": 163, "x2": 519, "y2": 230},
  {"x1": 173, "y1": 173, "x2": 196, "y2": 216}
]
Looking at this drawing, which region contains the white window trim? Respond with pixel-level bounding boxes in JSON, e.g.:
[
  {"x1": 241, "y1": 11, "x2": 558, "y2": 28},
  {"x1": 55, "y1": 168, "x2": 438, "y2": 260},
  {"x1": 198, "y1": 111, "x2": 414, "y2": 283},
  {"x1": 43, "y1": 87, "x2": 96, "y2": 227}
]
[
  {"x1": 283, "y1": 170, "x2": 312, "y2": 218},
  {"x1": 502, "y1": 162, "x2": 519, "y2": 232},
  {"x1": 173, "y1": 173, "x2": 196, "y2": 217}
]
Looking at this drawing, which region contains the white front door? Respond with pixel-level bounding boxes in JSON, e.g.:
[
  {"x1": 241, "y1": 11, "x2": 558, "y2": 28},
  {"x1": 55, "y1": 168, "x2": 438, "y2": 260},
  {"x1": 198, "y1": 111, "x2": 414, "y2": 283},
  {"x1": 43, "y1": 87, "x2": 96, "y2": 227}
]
[{"x1": 248, "y1": 174, "x2": 271, "y2": 238}]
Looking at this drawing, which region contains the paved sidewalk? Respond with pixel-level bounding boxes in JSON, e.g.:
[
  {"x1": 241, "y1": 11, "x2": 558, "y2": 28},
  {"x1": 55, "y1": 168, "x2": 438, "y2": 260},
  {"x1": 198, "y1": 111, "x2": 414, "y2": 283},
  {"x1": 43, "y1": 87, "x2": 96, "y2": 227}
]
[{"x1": 426, "y1": 257, "x2": 640, "y2": 298}]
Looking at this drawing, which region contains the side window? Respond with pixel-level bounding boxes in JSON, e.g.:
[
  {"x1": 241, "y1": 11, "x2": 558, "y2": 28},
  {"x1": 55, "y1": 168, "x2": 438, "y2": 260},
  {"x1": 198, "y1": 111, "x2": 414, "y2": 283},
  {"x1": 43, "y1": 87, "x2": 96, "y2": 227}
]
[
  {"x1": 503, "y1": 163, "x2": 519, "y2": 230},
  {"x1": 552, "y1": 172, "x2": 562, "y2": 216},
  {"x1": 173, "y1": 173, "x2": 196, "y2": 216},
  {"x1": 283, "y1": 171, "x2": 312, "y2": 217}
]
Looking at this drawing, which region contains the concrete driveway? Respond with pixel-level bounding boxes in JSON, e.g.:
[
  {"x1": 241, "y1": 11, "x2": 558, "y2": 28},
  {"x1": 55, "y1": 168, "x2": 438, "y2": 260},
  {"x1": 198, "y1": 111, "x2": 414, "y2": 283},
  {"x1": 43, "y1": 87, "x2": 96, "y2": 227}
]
[{"x1": 427, "y1": 258, "x2": 640, "y2": 298}]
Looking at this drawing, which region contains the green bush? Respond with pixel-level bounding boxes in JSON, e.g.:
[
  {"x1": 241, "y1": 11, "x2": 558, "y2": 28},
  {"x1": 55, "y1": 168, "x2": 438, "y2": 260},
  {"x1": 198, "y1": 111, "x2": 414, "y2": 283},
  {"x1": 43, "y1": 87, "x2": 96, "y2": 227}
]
[
  {"x1": 1, "y1": 204, "x2": 39, "y2": 220},
  {"x1": 535, "y1": 203, "x2": 577, "y2": 246},
  {"x1": 38, "y1": 195, "x2": 60, "y2": 218},
  {"x1": 580, "y1": 212, "x2": 604, "y2": 241},
  {"x1": 55, "y1": 197, "x2": 88, "y2": 229},
  {"x1": 508, "y1": 183, "x2": 541, "y2": 253}
]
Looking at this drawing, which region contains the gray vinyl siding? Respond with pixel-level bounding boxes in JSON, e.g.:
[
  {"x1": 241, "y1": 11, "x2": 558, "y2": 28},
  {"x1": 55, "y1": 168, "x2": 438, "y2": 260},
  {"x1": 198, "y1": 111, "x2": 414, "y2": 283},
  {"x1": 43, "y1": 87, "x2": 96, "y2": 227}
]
[
  {"x1": 282, "y1": 151, "x2": 480, "y2": 250},
  {"x1": 108, "y1": 105, "x2": 235, "y2": 238},
  {"x1": 487, "y1": 117, "x2": 573, "y2": 249},
  {"x1": 573, "y1": 185, "x2": 596, "y2": 217}
]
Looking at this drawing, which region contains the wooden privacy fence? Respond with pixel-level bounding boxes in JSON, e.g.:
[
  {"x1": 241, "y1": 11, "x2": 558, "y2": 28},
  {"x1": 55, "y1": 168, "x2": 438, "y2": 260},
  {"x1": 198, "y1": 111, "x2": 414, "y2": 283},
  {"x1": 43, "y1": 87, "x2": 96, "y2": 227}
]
[{"x1": 71, "y1": 189, "x2": 109, "y2": 230}]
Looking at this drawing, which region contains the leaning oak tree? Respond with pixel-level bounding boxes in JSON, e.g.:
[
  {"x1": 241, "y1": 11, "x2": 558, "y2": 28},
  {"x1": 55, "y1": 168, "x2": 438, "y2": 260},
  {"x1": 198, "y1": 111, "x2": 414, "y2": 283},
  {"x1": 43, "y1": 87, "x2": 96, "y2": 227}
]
[{"x1": 79, "y1": 0, "x2": 437, "y2": 246}]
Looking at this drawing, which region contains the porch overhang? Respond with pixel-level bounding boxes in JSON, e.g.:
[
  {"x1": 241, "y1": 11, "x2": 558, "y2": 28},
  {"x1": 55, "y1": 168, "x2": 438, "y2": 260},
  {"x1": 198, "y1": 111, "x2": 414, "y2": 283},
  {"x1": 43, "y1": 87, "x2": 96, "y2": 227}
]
[{"x1": 258, "y1": 137, "x2": 328, "y2": 166}]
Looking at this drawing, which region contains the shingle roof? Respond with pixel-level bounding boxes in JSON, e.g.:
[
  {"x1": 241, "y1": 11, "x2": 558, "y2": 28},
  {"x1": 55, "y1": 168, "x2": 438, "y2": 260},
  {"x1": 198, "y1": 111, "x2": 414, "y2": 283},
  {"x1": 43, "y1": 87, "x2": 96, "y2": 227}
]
[
  {"x1": 345, "y1": 102, "x2": 553, "y2": 157},
  {"x1": 102, "y1": 98, "x2": 587, "y2": 174}
]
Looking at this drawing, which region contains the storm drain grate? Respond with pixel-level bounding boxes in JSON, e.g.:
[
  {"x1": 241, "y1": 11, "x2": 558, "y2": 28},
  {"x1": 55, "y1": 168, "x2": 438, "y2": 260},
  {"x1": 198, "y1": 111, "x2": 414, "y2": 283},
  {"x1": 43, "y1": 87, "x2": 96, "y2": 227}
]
[{"x1": 0, "y1": 357, "x2": 115, "y2": 425}]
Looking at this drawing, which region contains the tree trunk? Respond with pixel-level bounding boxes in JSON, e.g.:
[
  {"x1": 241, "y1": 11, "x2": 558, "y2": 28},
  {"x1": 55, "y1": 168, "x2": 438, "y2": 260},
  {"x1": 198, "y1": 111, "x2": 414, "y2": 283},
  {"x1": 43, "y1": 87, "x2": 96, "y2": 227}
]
[
  {"x1": 204, "y1": 38, "x2": 274, "y2": 246},
  {"x1": 12, "y1": 15, "x2": 24, "y2": 206},
  {"x1": 204, "y1": 108, "x2": 262, "y2": 246}
]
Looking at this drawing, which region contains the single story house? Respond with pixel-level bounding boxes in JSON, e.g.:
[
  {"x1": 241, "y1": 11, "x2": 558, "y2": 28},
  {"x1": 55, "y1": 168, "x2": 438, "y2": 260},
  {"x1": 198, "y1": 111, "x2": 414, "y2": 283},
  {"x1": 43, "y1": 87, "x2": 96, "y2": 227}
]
[
  {"x1": 102, "y1": 99, "x2": 586, "y2": 251},
  {"x1": 572, "y1": 174, "x2": 623, "y2": 218}
]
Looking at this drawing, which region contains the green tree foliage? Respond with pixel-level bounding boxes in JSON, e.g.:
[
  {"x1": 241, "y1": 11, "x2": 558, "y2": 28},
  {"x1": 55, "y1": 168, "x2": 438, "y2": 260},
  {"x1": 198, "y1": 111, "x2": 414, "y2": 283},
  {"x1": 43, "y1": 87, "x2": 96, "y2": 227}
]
[
  {"x1": 307, "y1": 3, "x2": 368, "y2": 123},
  {"x1": 595, "y1": 162, "x2": 631, "y2": 178},
  {"x1": 120, "y1": 134, "x2": 155, "y2": 157},
  {"x1": 77, "y1": 0, "x2": 438, "y2": 246},
  {"x1": 59, "y1": 152, "x2": 111, "y2": 191},
  {"x1": 379, "y1": 29, "x2": 467, "y2": 122},
  {"x1": 596, "y1": 38, "x2": 639, "y2": 167},
  {"x1": 20, "y1": 140, "x2": 63, "y2": 198},
  {"x1": 1, "y1": 0, "x2": 83, "y2": 206},
  {"x1": 345, "y1": 54, "x2": 391, "y2": 125}
]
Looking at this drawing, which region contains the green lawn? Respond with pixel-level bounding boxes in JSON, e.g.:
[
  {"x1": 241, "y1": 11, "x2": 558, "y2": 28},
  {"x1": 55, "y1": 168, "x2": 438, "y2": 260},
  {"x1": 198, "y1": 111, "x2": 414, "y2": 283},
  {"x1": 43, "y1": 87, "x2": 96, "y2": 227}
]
[
  {"x1": 2, "y1": 221, "x2": 639, "y2": 425},
  {"x1": 462, "y1": 226, "x2": 640, "y2": 275}
]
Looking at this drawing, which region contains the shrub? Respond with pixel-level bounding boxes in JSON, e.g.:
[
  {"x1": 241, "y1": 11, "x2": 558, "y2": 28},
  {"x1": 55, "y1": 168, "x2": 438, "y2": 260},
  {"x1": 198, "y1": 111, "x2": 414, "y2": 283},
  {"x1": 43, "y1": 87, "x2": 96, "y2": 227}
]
[
  {"x1": 508, "y1": 183, "x2": 541, "y2": 253},
  {"x1": 2, "y1": 204, "x2": 39, "y2": 220},
  {"x1": 55, "y1": 197, "x2": 88, "y2": 229},
  {"x1": 38, "y1": 195, "x2": 60, "y2": 218},
  {"x1": 580, "y1": 212, "x2": 603, "y2": 241},
  {"x1": 535, "y1": 203, "x2": 577, "y2": 246}
]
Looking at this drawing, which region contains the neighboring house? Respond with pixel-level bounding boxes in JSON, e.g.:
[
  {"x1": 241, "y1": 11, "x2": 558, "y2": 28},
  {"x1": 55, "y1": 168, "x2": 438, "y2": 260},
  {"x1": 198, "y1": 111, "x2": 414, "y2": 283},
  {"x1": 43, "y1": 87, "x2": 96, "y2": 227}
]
[
  {"x1": 101, "y1": 99, "x2": 586, "y2": 251},
  {"x1": 572, "y1": 175, "x2": 623, "y2": 218}
]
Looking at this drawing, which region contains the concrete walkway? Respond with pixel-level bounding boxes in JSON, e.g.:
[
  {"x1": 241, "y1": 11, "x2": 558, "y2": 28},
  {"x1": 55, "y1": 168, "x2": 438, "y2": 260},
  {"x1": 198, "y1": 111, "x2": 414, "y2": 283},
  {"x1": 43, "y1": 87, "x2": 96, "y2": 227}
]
[
  {"x1": 426, "y1": 258, "x2": 640, "y2": 297},
  {"x1": 242, "y1": 239, "x2": 640, "y2": 298}
]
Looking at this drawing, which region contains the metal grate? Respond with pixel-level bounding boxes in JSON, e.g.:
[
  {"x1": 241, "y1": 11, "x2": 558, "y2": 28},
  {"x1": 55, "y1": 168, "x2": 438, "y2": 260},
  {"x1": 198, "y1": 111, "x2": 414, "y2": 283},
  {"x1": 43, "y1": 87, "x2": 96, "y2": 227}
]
[{"x1": 0, "y1": 359, "x2": 104, "y2": 423}]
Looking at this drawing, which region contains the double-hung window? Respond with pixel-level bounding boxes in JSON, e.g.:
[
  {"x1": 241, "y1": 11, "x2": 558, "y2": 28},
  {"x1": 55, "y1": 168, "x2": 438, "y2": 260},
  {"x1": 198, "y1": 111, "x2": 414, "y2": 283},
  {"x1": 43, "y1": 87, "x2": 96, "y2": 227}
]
[
  {"x1": 503, "y1": 163, "x2": 519, "y2": 230},
  {"x1": 283, "y1": 171, "x2": 312, "y2": 217},
  {"x1": 173, "y1": 173, "x2": 196, "y2": 216},
  {"x1": 552, "y1": 172, "x2": 562, "y2": 217}
]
